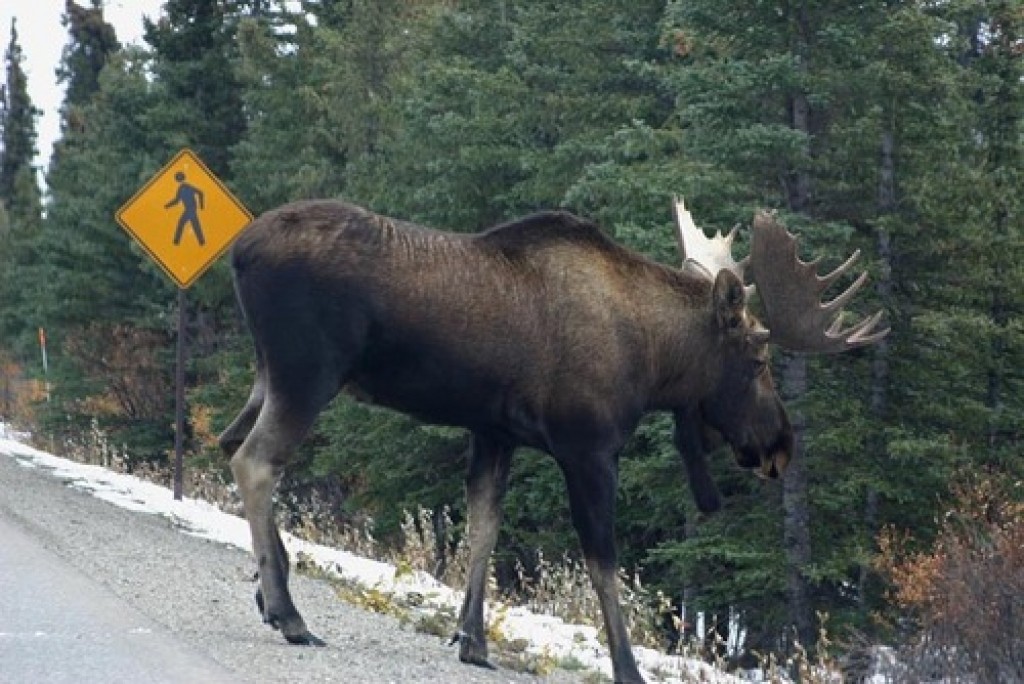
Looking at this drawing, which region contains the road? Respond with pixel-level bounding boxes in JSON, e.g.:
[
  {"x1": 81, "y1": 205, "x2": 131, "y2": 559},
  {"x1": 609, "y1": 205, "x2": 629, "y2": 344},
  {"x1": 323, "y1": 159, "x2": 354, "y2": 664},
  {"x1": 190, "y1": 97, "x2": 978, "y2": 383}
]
[
  {"x1": 0, "y1": 511, "x2": 242, "y2": 683},
  {"x1": 0, "y1": 447, "x2": 585, "y2": 683}
]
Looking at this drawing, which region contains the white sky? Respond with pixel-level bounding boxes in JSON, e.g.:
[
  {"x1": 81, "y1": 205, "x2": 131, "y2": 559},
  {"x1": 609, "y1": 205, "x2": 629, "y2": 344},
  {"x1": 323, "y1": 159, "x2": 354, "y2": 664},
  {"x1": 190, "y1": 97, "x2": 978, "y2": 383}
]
[
  {"x1": 0, "y1": 1, "x2": 166, "y2": 174},
  {"x1": 0, "y1": 422, "x2": 758, "y2": 684}
]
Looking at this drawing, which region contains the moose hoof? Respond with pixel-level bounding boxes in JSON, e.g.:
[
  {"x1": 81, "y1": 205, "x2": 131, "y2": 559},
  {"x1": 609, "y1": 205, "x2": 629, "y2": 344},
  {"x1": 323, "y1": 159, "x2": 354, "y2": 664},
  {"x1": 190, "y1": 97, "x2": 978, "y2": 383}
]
[
  {"x1": 453, "y1": 631, "x2": 494, "y2": 669},
  {"x1": 275, "y1": 614, "x2": 324, "y2": 646},
  {"x1": 460, "y1": 652, "x2": 496, "y2": 670},
  {"x1": 255, "y1": 595, "x2": 318, "y2": 645},
  {"x1": 284, "y1": 630, "x2": 326, "y2": 647}
]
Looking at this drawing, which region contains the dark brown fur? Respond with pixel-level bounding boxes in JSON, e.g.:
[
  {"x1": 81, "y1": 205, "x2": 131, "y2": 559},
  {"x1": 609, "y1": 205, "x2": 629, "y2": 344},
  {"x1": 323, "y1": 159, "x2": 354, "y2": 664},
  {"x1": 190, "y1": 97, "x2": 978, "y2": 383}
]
[{"x1": 220, "y1": 199, "x2": 791, "y2": 684}]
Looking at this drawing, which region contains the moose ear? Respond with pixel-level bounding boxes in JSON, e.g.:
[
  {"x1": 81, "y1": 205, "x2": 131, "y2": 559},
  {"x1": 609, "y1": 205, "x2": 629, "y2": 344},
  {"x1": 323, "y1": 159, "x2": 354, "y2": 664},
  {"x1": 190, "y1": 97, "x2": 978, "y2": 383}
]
[{"x1": 713, "y1": 268, "x2": 747, "y2": 331}]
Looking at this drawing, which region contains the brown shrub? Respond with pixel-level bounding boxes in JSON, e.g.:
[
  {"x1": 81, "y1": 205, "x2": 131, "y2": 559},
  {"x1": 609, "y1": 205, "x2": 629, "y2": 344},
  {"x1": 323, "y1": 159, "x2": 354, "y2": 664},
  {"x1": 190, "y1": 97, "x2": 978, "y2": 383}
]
[
  {"x1": 64, "y1": 323, "x2": 173, "y2": 421},
  {"x1": 0, "y1": 350, "x2": 45, "y2": 426},
  {"x1": 876, "y1": 473, "x2": 1024, "y2": 681}
]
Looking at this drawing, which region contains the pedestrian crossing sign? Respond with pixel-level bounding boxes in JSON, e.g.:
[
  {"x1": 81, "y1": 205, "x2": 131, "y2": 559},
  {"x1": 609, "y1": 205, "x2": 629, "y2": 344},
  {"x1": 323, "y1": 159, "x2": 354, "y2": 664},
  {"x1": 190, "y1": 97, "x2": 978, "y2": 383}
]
[{"x1": 116, "y1": 148, "x2": 253, "y2": 289}]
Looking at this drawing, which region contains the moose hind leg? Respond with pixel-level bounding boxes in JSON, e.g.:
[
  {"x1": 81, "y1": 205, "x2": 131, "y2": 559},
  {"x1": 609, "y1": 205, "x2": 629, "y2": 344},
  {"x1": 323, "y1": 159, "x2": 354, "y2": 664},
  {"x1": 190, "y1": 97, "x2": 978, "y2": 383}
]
[
  {"x1": 230, "y1": 394, "x2": 325, "y2": 645},
  {"x1": 219, "y1": 370, "x2": 265, "y2": 457},
  {"x1": 455, "y1": 433, "x2": 512, "y2": 668}
]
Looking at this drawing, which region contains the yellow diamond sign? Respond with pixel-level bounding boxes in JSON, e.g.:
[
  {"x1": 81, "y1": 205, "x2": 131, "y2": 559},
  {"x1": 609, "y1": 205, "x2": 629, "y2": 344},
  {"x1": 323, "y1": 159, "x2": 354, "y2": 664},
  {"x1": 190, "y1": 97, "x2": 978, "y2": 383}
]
[{"x1": 116, "y1": 149, "x2": 252, "y2": 288}]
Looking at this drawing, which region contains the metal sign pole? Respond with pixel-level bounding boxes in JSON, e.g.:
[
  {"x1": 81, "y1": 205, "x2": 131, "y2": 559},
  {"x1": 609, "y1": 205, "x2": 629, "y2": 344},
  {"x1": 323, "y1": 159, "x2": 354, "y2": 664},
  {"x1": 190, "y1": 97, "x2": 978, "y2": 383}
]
[
  {"x1": 38, "y1": 327, "x2": 50, "y2": 402},
  {"x1": 173, "y1": 288, "x2": 187, "y2": 500},
  {"x1": 116, "y1": 149, "x2": 253, "y2": 502}
]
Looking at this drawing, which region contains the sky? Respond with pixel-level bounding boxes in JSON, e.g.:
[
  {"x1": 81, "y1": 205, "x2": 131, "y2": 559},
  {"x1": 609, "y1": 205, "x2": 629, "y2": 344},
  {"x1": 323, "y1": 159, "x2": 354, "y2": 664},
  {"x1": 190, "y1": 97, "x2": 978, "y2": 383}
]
[
  {"x1": 0, "y1": 422, "x2": 777, "y2": 684},
  {"x1": 0, "y1": 1, "x2": 166, "y2": 178}
]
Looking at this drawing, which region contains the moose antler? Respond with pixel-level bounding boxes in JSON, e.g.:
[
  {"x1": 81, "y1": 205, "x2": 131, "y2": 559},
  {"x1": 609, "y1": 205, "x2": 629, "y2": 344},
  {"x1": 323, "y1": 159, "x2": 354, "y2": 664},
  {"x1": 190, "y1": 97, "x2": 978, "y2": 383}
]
[
  {"x1": 749, "y1": 211, "x2": 889, "y2": 353},
  {"x1": 673, "y1": 196, "x2": 748, "y2": 285}
]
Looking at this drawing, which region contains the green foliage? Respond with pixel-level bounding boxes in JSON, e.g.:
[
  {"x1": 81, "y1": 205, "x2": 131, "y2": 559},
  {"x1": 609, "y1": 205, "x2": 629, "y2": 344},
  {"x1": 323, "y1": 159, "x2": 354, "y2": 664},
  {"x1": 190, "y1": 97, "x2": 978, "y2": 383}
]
[
  {"x1": 346, "y1": 0, "x2": 669, "y2": 229},
  {"x1": 24, "y1": 47, "x2": 178, "y2": 458},
  {"x1": 0, "y1": 19, "x2": 40, "y2": 202},
  {"x1": 311, "y1": 395, "x2": 467, "y2": 542},
  {"x1": 3, "y1": 0, "x2": 1021, "y2": 665},
  {"x1": 0, "y1": 19, "x2": 44, "y2": 359},
  {"x1": 142, "y1": 0, "x2": 249, "y2": 174},
  {"x1": 232, "y1": 13, "x2": 349, "y2": 210},
  {"x1": 57, "y1": 1, "x2": 121, "y2": 110}
]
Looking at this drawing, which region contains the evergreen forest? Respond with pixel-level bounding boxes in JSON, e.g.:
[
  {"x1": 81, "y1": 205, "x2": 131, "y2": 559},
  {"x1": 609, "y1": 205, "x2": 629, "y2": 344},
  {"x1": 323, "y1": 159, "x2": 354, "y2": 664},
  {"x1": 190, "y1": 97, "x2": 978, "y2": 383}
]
[{"x1": 1, "y1": 0, "x2": 1021, "y2": 675}]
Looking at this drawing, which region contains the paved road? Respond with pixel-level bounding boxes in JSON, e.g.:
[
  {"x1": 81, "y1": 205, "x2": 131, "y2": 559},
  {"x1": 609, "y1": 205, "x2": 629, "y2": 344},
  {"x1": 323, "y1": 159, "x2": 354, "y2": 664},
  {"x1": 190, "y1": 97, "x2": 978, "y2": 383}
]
[
  {"x1": 0, "y1": 448, "x2": 586, "y2": 684},
  {"x1": 0, "y1": 512, "x2": 243, "y2": 683}
]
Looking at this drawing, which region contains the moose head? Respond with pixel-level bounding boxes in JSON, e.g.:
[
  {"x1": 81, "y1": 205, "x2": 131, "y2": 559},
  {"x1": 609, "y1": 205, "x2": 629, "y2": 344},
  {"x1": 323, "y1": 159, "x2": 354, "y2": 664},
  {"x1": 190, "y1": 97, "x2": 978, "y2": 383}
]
[{"x1": 672, "y1": 197, "x2": 889, "y2": 491}]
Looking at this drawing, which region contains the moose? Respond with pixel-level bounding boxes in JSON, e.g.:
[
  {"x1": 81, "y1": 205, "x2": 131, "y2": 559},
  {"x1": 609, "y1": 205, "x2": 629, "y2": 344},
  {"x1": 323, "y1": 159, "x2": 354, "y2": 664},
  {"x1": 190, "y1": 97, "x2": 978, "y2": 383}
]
[{"x1": 218, "y1": 197, "x2": 887, "y2": 684}]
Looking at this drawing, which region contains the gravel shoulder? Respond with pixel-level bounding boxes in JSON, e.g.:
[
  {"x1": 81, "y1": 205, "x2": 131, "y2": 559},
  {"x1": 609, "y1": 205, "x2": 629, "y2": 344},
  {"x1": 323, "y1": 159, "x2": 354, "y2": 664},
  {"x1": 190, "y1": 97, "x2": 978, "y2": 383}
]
[{"x1": 0, "y1": 450, "x2": 589, "y2": 683}]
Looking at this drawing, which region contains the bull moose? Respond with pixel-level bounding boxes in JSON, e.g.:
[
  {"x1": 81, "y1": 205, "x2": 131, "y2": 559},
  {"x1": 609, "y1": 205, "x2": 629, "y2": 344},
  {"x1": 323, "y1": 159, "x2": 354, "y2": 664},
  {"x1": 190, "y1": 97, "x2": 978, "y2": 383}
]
[{"x1": 218, "y1": 197, "x2": 887, "y2": 684}]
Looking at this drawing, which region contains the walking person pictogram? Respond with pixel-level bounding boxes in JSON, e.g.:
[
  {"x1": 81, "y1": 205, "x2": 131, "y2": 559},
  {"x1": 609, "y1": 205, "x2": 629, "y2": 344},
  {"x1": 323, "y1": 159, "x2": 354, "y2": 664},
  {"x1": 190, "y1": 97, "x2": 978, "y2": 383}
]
[{"x1": 165, "y1": 171, "x2": 206, "y2": 246}]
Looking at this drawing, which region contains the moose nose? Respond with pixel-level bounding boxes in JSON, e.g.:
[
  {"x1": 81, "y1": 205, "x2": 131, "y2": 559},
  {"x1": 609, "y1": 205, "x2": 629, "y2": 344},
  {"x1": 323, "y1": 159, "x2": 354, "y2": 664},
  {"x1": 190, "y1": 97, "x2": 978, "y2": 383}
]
[{"x1": 756, "y1": 449, "x2": 790, "y2": 479}]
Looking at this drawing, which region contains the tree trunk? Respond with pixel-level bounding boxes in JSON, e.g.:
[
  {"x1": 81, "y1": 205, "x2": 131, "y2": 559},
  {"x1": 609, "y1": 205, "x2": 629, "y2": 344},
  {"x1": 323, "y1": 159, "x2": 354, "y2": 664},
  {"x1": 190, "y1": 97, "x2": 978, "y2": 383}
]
[
  {"x1": 859, "y1": 126, "x2": 895, "y2": 611},
  {"x1": 982, "y1": 8, "x2": 1018, "y2": 448},
  {"x1": 782, "y1": 74, "x2": 815, "y2": 648},
  {"x1": 781, "y1": 351, "x2": 814, "y2": 648},
  {"x1": 786, "y1": 91, "x2": 812, "y2": 210}
]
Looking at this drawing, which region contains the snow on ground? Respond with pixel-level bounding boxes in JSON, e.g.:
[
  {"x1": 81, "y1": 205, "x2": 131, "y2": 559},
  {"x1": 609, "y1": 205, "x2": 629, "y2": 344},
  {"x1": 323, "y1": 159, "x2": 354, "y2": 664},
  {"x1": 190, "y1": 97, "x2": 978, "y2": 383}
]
[{"x1": 0, "y1": 424, "x2": 753, "y2": 683}]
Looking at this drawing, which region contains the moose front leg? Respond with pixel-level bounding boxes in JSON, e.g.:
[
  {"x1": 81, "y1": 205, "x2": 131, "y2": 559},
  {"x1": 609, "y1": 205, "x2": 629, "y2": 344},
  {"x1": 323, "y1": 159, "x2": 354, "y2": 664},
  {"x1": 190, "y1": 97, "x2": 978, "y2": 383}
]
[
  {"x1": 673, "y1": 408, "x2": 722, "y2": 514},
  {"x1": 455, "y1": 433, "x2": 513, "y2": 668},
  {"x1": 560, "y1": 452, "x2": 646, "y2": 684}
]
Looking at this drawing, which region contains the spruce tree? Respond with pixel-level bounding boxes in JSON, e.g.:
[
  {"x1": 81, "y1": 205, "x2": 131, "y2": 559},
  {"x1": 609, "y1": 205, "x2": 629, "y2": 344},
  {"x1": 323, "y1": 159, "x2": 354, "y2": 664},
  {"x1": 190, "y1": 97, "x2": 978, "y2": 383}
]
[
  {"x1": 0, "y1": 19, "x2": 44, "y2": 360},
  {"x1": 32, "y1": 7, "x2": 175, "y2": 455},
  {"x1": 142, "y1": 0, "x2": 249, "y2": 175},
  {"x1": 653, "y1": 0, "x2": 998, "y2": 651}
]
